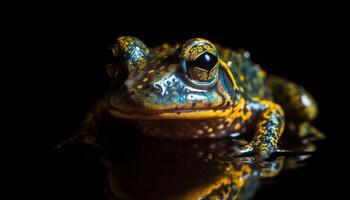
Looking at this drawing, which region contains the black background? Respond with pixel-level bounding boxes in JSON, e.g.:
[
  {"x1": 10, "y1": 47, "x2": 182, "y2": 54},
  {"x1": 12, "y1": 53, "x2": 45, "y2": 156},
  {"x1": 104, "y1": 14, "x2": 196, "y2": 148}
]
[{"x1": 24, "y1": 5, "x2": 348, "y2": 200}]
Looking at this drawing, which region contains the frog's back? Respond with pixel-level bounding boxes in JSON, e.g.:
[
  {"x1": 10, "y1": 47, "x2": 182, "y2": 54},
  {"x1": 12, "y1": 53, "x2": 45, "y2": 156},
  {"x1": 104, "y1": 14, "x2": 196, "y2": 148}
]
[{"x1": 218, "y1": 46, "x2": 272, "y2": 100}]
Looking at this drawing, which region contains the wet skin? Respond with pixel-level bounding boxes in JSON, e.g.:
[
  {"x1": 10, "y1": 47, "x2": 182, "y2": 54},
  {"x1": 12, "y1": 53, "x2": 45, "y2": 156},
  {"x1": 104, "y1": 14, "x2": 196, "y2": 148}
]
[{"x1": 84, "y1": 36, "x2": 320, "y2": 159}]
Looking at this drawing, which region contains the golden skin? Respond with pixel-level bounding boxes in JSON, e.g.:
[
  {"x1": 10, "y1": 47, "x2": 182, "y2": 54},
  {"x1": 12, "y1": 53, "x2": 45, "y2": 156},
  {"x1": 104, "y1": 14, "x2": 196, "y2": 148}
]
[{"x1": 103, "y1": 36, "x2": 319, "y2": 159}]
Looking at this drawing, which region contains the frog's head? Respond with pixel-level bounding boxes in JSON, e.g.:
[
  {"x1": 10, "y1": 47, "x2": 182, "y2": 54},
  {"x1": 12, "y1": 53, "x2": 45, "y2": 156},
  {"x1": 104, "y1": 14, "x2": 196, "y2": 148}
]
[{"x1": 106, "y1": 36, "x2": 239, "y2": 120}]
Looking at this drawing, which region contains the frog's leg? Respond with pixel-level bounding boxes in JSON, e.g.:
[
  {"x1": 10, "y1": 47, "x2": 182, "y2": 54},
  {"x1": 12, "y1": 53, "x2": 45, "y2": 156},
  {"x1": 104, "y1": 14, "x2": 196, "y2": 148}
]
[
  {"x1": 219, "y1": 60, "x2": 284, "y2": 159},
  {"x1": 266, "y1": 75, "x2": 324, "y2": 140},
  {"x1": 239, "y1": 99, "x2": 285, "y2": 160},
  {"x1": 266, "y1": 75, "x2": 317, "y2": 122}
]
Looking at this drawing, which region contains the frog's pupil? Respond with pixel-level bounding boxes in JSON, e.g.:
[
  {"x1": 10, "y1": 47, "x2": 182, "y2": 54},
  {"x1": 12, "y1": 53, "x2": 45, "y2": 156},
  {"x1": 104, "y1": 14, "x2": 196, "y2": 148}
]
[{"x1": 190, "y1": 52, "x2": 218, "y2": 71}]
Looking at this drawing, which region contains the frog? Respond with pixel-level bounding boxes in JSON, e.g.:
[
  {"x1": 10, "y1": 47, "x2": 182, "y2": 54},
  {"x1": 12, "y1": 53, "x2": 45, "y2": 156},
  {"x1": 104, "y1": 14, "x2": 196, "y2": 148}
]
[{"x1": 70, "y1": 36, "x2": 322, "y2": 160}]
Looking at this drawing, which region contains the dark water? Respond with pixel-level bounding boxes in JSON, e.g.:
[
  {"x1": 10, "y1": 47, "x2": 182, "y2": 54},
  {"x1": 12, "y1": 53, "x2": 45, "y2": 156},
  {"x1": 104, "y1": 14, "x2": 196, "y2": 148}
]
[{"x1": 47, "y1": 120, "x2": 332, "y2": 200}]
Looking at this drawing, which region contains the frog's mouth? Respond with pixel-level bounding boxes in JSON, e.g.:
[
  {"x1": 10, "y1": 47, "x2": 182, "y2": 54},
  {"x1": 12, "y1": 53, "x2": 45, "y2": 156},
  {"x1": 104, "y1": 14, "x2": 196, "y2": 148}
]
[{"x1": 107, "y1": 99, "x2": 234, "y2": 120}]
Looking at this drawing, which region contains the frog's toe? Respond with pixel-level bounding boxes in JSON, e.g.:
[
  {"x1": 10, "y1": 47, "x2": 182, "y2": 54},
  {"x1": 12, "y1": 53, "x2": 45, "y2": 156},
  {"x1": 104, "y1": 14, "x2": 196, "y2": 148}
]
[
  {"x1": 255, "y1": 143, "x2": 277, "y2": 160},
  {"x1": 232, "y1": 144, "x2": 254, "y2": 157},
  {"x1": 257, "y1": 149, "x2": 273, "y2": 160},
  {"x1": 237, "y1": 142, "x2": 276, "y2": 160}
]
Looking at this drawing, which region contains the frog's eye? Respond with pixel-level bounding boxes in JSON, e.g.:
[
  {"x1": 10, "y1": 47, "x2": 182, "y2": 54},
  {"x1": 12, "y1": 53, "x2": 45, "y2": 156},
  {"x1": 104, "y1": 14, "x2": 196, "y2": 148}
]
[{"x1": 179, "y1": 38, "x2": 219, "y2": 87}]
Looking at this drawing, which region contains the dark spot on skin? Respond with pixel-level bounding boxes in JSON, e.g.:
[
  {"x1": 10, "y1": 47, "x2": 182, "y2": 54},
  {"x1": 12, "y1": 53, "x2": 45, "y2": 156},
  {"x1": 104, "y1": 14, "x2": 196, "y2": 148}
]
[
  {"x1": 130, "y1": 90, "x2": 135, "y2": 95},
  {"x1": 234, "y1": 117, "x2": 243, "y2": 125},
  {"x1": 145, "y1": 85, "x2": 152, "y2": 90}
]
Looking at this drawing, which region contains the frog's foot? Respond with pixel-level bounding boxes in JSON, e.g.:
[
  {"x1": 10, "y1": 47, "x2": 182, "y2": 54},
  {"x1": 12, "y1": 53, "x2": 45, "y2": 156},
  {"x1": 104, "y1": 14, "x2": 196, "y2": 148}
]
[{"x1": 236, "y1": 142, "x2": 277, "y2": 160}]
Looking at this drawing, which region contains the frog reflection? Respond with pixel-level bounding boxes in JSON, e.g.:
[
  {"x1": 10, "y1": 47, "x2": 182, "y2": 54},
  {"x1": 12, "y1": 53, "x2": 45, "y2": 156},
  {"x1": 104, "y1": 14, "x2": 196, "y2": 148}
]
[{"x1": 99, "y1": 136, "x2": 313, "y2": 200}]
